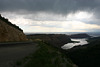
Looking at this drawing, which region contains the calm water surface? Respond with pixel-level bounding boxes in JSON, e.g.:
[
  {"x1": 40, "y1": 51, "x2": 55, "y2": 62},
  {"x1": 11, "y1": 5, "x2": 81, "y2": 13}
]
[{"x1": 61, "y1": 38, "x2": 88, "y2": 49}]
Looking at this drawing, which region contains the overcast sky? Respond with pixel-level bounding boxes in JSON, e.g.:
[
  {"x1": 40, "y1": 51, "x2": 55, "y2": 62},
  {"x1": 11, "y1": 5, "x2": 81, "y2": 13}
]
[{"x1": 0, "y1": 0, "x2": 100, "y2": 32}]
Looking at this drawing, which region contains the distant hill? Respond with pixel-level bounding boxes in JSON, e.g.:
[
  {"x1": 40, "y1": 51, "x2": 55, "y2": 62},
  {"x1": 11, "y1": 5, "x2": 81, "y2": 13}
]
[
  {"x1": 0, "y1": 14, "x2": 27, "y2": 42},
  {"x1": 70, "y1": 33, "x2": 91, "y2": 38}
]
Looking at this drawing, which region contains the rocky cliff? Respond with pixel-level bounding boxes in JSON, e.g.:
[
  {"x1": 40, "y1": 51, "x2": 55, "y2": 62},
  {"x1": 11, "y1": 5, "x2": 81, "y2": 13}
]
[{"x1": 0, "y1": 15, "x2": 27, "y2": 42}]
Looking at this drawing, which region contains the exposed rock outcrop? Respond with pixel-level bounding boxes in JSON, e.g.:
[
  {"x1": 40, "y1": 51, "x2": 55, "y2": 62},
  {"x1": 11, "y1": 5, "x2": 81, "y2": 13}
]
[{"x1": 0, "y1": 15, "x2": 27, "y2": 42}]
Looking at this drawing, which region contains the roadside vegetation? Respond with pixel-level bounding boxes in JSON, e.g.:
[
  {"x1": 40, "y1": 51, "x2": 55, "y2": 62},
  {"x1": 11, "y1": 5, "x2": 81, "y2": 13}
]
[{"x1": 15, "y1": 40, "x2": 75, "y2": 67}]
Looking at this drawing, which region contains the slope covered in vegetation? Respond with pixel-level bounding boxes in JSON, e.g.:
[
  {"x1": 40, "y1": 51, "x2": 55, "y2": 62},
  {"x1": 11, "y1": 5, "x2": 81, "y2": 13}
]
[
  {"x1": 27, "y1": 34, "x2": 71, "y2": 48},
  {"x1": 15, "y1": 41, "x2": 77, "y2": 67},
  {"x1": 66, "y1": 37, "x2": 100, "y2": 67}
]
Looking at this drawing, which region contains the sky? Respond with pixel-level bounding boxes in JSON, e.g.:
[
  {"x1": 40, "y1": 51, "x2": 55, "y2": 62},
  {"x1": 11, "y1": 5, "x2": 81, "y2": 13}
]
[{"x1": 0, "y1": 0, "x2": 100, "y2": 32}]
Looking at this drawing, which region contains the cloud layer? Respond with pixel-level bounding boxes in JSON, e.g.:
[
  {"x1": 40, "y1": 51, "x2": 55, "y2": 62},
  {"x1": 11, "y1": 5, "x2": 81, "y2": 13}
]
[
  {"x1": 0, "y1": 0, "x2": 100, "y2": 32},
  {"x1": 0, "y1": 0, "x2": 100, "y2": 14}
]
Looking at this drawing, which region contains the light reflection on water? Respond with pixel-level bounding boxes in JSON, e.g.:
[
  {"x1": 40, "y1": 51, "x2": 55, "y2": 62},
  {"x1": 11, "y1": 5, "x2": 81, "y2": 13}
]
[{"x1": 61, "y1": 38, "x2": 88, "y2": 49}]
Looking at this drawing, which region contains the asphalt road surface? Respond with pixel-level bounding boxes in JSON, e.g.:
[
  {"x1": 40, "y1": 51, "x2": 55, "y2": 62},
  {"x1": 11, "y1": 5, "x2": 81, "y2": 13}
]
[{"x1": 0, "y1": 42, "x2": 38, "y2": 67}]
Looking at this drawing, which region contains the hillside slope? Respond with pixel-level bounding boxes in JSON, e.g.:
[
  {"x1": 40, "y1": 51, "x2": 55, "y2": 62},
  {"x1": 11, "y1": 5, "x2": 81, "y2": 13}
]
[
  {"x1": 27, "y1": 34, "x2": 71, "y2": 48},
  {"x1": 0, "y1": 15, "x2": 27, "y2": 42},
  {"x1": 15, "y1": 41, "x2": 77, "y2": 67},
  {"x1": 66, "y1": 37, "x2": 100, "y2": 67}
]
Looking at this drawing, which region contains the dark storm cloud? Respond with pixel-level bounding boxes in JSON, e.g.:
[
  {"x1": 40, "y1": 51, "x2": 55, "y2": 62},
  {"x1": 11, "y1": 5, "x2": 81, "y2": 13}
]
[
  {"x1": 1, "y1": 0, "x2": 100, "y2": 27},
  {"x1": 0, "y1": 0, "x2": 100, "y2": 15},
  {"x1": 0, "y1": 0, "x2": 55, "y2": 12}
]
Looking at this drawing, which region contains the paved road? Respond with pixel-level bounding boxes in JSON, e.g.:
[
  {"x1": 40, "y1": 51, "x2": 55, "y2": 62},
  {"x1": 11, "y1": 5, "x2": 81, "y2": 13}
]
[{"x1": 0, "y1": 42, "x2": 38, "y2": 67}]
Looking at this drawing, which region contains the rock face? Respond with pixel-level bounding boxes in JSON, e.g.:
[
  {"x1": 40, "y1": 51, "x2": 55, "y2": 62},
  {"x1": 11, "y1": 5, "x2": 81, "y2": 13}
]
[
  {"x1": 0, "y1": 15, "x2": 27, "y2": 42},
  {"x1": 27, "y1": 34, "x2": 71, "y2": 48}
]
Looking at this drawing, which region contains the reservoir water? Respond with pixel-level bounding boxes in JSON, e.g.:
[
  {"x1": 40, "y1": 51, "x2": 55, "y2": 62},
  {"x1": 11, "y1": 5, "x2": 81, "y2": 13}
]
[{"x1": 61, "y1": 38, "x2": 88, "y2": 49}]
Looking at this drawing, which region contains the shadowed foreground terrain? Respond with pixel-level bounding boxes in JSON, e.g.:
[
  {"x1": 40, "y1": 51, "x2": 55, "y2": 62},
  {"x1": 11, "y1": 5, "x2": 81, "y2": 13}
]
[
  {"x1": 0, "y1": 34, "x2": 77, "y2": 67},
  {"x1": 66, "y1": 37, "x2": 100, "y2": 67},
  {"x1": 15, "y1": 41, "x2": 77, "y2": 67}
]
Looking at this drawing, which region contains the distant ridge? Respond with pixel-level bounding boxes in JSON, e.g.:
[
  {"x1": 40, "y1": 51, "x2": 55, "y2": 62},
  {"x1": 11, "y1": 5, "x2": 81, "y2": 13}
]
[{"x1": 70, "y1": 33, "x2": 91, "y2": 38}]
